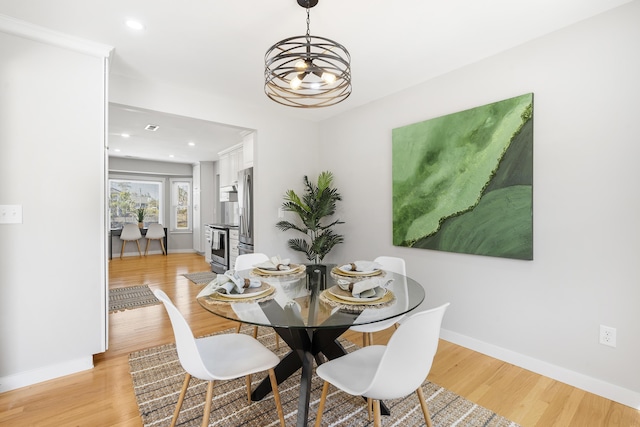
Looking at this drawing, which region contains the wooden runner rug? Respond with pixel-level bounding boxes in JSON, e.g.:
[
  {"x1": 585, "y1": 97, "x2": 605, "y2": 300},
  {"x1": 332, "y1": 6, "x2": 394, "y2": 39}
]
[
  {"x1": 109, "y1": 285, "x2": 160, "y2": 313},
  {"x1": 129, "y1": 326, "x2": 520, "y2": 426}
]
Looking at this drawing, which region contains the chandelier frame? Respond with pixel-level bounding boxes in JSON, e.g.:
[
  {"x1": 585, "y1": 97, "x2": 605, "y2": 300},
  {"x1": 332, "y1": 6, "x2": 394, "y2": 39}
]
[{"x1": 264, "y1": 0, "x2": 352, "y2": 108}]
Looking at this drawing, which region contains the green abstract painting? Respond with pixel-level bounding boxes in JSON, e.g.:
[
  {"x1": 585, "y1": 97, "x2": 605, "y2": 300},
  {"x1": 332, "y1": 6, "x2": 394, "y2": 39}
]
[{"x1": 392, "y1": 93, "x2": 533, "y2": 260}]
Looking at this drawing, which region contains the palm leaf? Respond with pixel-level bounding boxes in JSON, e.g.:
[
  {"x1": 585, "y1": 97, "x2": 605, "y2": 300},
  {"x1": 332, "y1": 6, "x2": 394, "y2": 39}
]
[{"x1": 277, "y1": 171, "x2": 345, "y2": 263}]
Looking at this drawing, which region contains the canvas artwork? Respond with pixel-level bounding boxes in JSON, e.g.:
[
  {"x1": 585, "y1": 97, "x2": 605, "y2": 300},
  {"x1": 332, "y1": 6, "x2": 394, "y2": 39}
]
[{"x1": 392, "y1": 93, "x2": 533, "y2": 260}]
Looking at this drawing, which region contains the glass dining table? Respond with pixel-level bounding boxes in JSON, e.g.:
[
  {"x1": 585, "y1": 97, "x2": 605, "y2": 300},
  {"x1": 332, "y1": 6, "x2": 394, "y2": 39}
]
[{"x1": 196, "y1": 263, "x2": 425, "y2": 427}]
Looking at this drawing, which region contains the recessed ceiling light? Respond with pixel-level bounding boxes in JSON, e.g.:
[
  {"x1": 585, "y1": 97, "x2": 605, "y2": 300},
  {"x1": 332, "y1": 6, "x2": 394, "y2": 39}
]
[
  {"x1": 125, "y1": 20, "x2": 145, "y2": 31},
  {"x1": 121, "y1": 133, "x2": 130, "y2": 138},
  {"x1": 188, "y1": 142, "x2": 195, "y2": 147},
  {"x1": 169, "y1": 154, "x2": 175, "y2": 158},
  {"x1": 144, "y1": 124, "x2": 159, "y2": 131}
]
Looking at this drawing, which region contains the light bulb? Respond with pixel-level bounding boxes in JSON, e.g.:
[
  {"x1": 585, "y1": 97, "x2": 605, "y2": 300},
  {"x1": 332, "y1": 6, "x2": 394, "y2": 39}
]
[
  {"x1": 290, "y1": 76, "x2": 302, "y2": 90},
  {"x1": 295, "y1": 60, "x2": 308, "y2": 71},
  {"x1": 321, "y1": 72, "x2": 336, "y2": 84}
]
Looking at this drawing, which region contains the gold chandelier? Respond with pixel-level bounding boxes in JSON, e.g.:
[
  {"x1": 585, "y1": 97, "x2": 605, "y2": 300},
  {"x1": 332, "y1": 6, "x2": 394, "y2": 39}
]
[{"x1": 264, "y1": 0, "x2": 352, "y2": 108}]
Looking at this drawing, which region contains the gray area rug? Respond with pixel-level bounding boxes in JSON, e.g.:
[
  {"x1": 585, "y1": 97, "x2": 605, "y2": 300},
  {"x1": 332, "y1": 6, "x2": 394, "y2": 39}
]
[
  {"x1": 182, "y1": 271, "x2": 217, "y2": 285},
  {"x1": 129, "y1": 326, "x2": 520, "y2": 426},
  {"x1": 109, "y1": 285, "x2": 160, "y2": 313}
]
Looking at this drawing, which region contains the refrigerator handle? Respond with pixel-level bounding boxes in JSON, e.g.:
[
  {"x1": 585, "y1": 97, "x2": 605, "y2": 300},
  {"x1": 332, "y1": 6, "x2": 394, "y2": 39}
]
[{"x1": 245, "y1": 171, "x2": 252, "y2": 239}]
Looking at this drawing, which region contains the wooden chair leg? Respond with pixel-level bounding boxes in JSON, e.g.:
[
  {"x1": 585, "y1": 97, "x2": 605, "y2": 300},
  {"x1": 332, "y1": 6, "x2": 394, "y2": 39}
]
[
  {"x1": 367, "y1": 397, "x2": 373, "y2": 421},
  {"x1": 373, "y1": 399, "x2": 381, "y2": 427},
  {"x1": 144, "y1": 239, "x2": 150, "y2": 256},
  {"x1": 253, "y1": 326, "x2": 258, "y2": 339},
  {"x1": 368, "y1": 332, "x2": 374, "y2": 346},
  {"x1": 268, "y1": 368, "x2": 286, "y2": 427},
  {"x1": 201, "y1": 380, "x2": 215, "y2": 427},
  {"x1": 362, "y1": 332, "x2": 367, "y2": 347},
  {"x1": 236, "y1": 323, "x2": 242, "y2": 333},
  {"x1": 135, "y1": 239, "x2": 142, "y2": 256},
  {"x1": 160, "y1": 239, "x2": 166, "y2": 255},
  {"x1": 275, "y1": 334, "x2": 280, "y2": 350},
  {"x1": 170, "y1": 373, "x2": 191, "y2": 427},
  {"x1": 246, "y1": 374, "x2": 252, "y2": 404},
  {"x1": 315, "y1": 381, "x2": 330, "y2": 427},
  {"x1": 416, "y1": 386, "x2": 433, "y2": 427},
  {"x1": 120, "y1": 241, "x2": 126, "y2": 259}
]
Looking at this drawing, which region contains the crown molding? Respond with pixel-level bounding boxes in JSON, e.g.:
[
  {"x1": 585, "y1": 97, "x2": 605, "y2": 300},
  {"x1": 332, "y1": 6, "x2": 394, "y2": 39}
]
[{"x1": 0, "y1": 13, "x2": 113, "y2": 59}]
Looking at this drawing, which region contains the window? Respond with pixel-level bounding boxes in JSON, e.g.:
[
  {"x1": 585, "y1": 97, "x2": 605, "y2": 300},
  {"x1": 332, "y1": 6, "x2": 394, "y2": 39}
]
[
  {"x1": 170, "y1": 179, "x2": 192, "y2": 231},
  {"x1": 109, "y1": 179, "x2": 162, "y2": 229}
]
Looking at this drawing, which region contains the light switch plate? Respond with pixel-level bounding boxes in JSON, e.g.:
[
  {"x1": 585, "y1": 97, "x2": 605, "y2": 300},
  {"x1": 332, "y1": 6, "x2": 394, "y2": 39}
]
[{"x1": 0, "y1": 205, "x2": 23, "y2": 224}]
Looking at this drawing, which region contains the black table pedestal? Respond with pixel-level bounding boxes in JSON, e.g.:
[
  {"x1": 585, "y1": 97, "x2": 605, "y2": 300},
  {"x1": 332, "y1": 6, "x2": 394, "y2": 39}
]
[{"x1": 251, "y1": 325, "x2": 390, "y2": 427}]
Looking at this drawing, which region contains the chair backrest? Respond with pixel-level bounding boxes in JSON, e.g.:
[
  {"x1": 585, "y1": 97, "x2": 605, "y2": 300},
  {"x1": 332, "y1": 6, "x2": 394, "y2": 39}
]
[
  {"x1": 145, "y1": 223, "x2": 165, "y2": 239},
  {"x1": 153, "y1": 289, "x2": 212, "y2": 380},
  {"x1": 235, "y1": 253, "x2": 269, "y2": 271},
  {"x1": 373, "y1": 256, "x2": 406, "y2": 276},
  {"x1": 365, "y1": 303, "x2": 449, "y2": 400},
  {"x1": 120, "y1": 223, "x2": 142, "y2": 240},
  {"x1": 375, "y1": 256, "x2": 408, "y2": 310}
]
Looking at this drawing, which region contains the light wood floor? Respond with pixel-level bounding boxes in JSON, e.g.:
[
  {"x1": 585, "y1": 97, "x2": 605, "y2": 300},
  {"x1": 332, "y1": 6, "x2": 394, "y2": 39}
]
[{"x1": 0, "y1": 253, "x2": 638, "y2": 426}]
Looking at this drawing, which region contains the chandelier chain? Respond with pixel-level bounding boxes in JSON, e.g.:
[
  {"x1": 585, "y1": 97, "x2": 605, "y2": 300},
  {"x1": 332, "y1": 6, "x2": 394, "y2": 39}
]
[{"x1": 306, "y1": 6, "x2": 311, "y2": 40}]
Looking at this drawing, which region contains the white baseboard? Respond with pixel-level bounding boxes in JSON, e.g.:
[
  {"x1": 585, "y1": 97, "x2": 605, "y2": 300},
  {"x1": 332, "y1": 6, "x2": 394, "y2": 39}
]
[
  {"x1": 0, "y1": 356, "x2": 93, "y2": 393},
  {"x1": 118, "y1": 249, "x2": 197, "y2": 257},
  {"x1": 440, "y1": 329, "x2": 640, "y2": 410}
]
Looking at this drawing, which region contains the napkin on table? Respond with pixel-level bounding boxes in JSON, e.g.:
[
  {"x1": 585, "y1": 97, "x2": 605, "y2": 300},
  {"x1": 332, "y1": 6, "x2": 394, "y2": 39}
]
[
  {"x1": 339, "y1": 260, "x2": 382, "y2": 273},
  {"x1": 349, "y1": 277, "x2": 393, "y2": 299},
  {"x1": 254, "y1": 255, "x2": 291, "y2": 271},
  {"x1": 197, "y1": 271, "x2": 261, "y2": 298}
]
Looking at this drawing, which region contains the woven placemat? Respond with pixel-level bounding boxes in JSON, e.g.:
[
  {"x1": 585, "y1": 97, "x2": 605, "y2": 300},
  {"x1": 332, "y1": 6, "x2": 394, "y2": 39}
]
[{"x1": 319, "y1": 288, "x2": 397, "y2": 312}]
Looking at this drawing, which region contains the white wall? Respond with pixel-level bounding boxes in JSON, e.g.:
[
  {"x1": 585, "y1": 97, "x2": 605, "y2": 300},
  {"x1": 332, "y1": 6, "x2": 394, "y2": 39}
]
[
  {"x1": 0, "y1": 21, "x2": 111, "y2": 390},
  {"x1": 318, "y1": 2, "x2": 640, "y2": 407}
]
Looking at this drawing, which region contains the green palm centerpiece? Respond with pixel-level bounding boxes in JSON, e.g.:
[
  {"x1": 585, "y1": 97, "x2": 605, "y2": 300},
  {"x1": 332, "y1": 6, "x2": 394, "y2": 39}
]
[
  {"x1": 276, "y1": 171, "x2": 344, "y2": 264},
  {"x1": 135, "y1": 206, "x2": 146, "y2": 227}
]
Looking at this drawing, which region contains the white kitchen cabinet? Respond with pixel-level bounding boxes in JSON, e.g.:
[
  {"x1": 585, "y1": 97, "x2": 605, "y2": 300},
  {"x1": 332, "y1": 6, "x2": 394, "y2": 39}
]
[
  {"x1": 242, "y1": 132, "x2": 254, "y2": 169},
  {"x1": 229, "y1": 228, "x2": 239, "y2": 270},
  {"x1": 218, "y1": 142, "x2": 243, "y2": 189}
]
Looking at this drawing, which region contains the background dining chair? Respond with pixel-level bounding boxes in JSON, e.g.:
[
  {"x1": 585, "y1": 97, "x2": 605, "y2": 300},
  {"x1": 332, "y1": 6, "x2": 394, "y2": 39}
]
[
  {"x1": 119, "y1": 223, "x2": 142, "y2": 259},
  {"x1": 315, "y1": 303, "x2": 450, "y2": 427},
  {"x1": 233, "y1": 253, "x2": 280, "y2": 350},
  {"x1": 153, "y1": 290, "x2": 286, "y2": 427},
  {"x1": 349, "y1": 255, "x2": 407, "y2": 346},
  {"x1": 144, "y1": 223, "x2": 166, "y2": 255}
]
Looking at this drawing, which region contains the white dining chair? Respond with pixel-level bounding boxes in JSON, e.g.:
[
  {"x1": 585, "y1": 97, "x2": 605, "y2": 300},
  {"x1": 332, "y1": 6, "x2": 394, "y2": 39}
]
[
  {"x1": 349, "y1": 256, "x2": 407, "y2": 346},
  {"x1": 119, "y1": 223, "x2": 142, "y2": 259},
  {"x1": 144, "y1": 223, "x2": 166, "y2": 255},
  {"x1": 315, "y1": 303, "x2": 450, "y2": 427},
  {"x1": 153, "y1": 290, "x2": 286, "y2": 427},
  {"x1": 234, "y1": 253, "x2": 280, "y2": 350}
]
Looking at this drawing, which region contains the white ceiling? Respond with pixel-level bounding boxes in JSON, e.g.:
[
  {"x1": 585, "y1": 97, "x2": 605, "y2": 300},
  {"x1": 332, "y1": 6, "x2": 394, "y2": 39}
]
[{"x1": 0, "y1": 0, "x2": 631, "y2": 164}]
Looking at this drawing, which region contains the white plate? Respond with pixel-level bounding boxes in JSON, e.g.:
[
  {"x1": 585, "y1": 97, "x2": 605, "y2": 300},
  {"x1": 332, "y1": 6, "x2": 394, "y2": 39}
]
[
  {"x1": 255, "y1": 264, "x2": 304, "y2": 275},
  {"x1": 328, "y1": 285, "x2": 386, "y2": 303},
  {"x1": 217, "y1": 284, "x2": 272, "y2": 299},
  {"x1": 334, "y1": 267, "x2": 382, "y2": 277}
]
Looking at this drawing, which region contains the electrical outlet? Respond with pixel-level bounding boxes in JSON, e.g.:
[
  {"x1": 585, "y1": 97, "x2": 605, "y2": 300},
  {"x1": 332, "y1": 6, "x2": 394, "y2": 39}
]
[
  {"x1": 599, "y1": 325, "x2": 617, "y2": 348},
  {"x1": 0, "y1": 205, "x2": 23, "y2": 224}
]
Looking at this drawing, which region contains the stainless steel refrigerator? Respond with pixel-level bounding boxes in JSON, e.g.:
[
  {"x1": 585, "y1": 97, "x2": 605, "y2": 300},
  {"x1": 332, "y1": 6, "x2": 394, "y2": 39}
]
[{"x1": 237, "y1": 167, "x2": 254, "y2": 254}]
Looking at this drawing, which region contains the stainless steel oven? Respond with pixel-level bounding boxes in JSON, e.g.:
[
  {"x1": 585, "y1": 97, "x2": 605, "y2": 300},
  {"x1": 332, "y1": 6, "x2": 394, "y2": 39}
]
[{"x1": 205, "y1": 225, "x2": 229, "y2": 273}]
